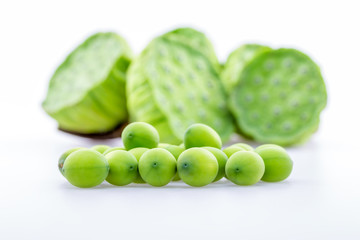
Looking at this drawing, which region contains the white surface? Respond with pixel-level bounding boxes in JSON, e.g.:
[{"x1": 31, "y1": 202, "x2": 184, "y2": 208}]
[{"x1": 1, "y1": 0, "x2": 360, "y2": 239}]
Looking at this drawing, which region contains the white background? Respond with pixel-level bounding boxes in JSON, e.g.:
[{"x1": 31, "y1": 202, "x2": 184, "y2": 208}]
[{"x1": 1, "y1": 0, "x2": 360, "y2": 239}]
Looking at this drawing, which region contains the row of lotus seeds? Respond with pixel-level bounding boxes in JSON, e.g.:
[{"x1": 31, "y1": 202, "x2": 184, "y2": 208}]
[{"x1": 58, "y1": 122, "x2": 293, "y2": 188}]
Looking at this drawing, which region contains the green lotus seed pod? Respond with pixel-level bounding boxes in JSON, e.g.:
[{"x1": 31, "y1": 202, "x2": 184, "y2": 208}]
[
  {"x1": 128, "y1": 147, "x2": 149, "y2": 183},
  {"x1": 221, "y1": 44, "x2": 271, "y2": 94},
  {"x1": 91, "y1": 145, "x2": 111, "y2": 154},
  {"x1": 127, "y1": 28, "x2": 234, "y2": 144},
  {"x1": 255, "y1": 144, "x2": 293, "y2": 182},
  {"x1": 184, "y1": 123, "x2": 222, "y2": 149},
  {"x1": 63, "y1": 149, "x2": 109, "y2": 188},
  {"x1": 163, "y1": 145, "x2": 185, "y2": 181},
  {"x1": 139, "y1": 148, "x2": 176, "y2": 187},
  {"x1": 230, "y1": 143, "x2": 254, "y2": 151},
  {"x1": 42, "y1": 32, "x2": 133, "y2": 136},
  {"x1": 122, "y1": 122, "x2": 160, "y2": 150},
  {"x1": 162, "y1": 28, "x2": 221, "y2": 73},
  {"x1": 229, "y1": 48, "x2": 327, "y2": 146},
  {"x1": 58, "y1": 147, "x2": 84, "y2": 175},
  {"x1": 105, "y1": 150, "x2": 138, "y2": 186},
  {"x1": 103, "y1": 147, "x2": 126, "y2": 155},
  {"x1": 225, "y1": 151, "x2": 265, "y2": 186},
  {"x1": 202, "y1": 147, "x2": 228, "y2": 182},
  {"x1": 177, "y1": 148, "x2": 218, "y2": 187},
  {"x1": 223, "y1": 146, "x2": 246, "y2": 158}
]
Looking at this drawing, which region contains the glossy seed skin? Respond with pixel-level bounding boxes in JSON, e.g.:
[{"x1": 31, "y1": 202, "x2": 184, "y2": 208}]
[
  {"x1": 122, "y1": 122, "x2": 160, "y2": 150},
  {"x1": 63, "y1": 149, "x2": 109, "y2": 188},
  {"x1": 255, "y1": 144, "x2": 293, "y2": 182},
  {"x1": 58, "y1": 147, "x2": 84, "y2": 176},
  {"x1": 103, "y1": 147, "x2": 126, "y2": 155},
  {"x1": 184, "y1": 124, "x2": 222, "y2": 149},
  {"x1": 177, "y1": 148, "x2": 218, "y2": 187},
  {"x1": 162, "y1": 145, "x2": 185, "y2": 181},
  {"x1": 91, "y1": 145, "x2": 111, "y2": 154},
  {"x1": 128, "y1": 147, "x2": 149, "y2": 183},
  {"x1": 225, "y1": 151, "x2": 265, "y2": 186},
  {"x1": 229, "y1": 48, "x2": 327, "y2": 146},
  {"x1": 105, "y1": 150, "x2": 138, "y2": 186},
  {"x1": 230, "y1": 143, "x2": 254, "y2": 151},
  {"x1": 139, "y1": 148, "x2": 176, "y2": 187},
  {"x1": 202, "y1": 147, "x2": 228, "y2": 182},
  {"x1": 223, "y1": 146, "x2": 246, "y2": 158}
]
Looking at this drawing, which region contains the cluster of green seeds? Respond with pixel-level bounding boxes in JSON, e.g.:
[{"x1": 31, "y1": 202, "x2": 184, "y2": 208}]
[{"x1": 59, "y1": 122, "x2": 293, "y2": 188}]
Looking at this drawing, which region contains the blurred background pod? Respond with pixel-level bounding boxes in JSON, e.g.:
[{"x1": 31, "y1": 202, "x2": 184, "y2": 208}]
[
  {"x1": 126, "y1": 27, "x2": 234, "y2": 144},
  {"x1": 42, "y1": 32, "x2": 133, "y2": 137}
]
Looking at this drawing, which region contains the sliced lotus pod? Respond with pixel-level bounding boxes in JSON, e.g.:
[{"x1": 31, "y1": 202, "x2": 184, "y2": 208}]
[
  {"x1": 42, "y1": 32, "x2": 133, "y2": 136},
  {"x1": 221, "y1": 44, "x2": 271, "y2": 94},
  {"x1": 229, "y1": 48, "x2": 327, "y2": 146},
  {"x1": 127, "y1": 28, "x2": 234, "y2": 144},
  {"x1": 162, "y1": 28, "x2": 221, "y2": 73}
]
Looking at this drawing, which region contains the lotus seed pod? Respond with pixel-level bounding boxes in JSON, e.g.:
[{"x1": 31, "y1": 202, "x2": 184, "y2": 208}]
[
  {"x1": 255, "y1": 144, "x2": 293, "y2": 182},
  {"x1": 58, "y1": 147, "x2": 84, "y2": 175},
  {"x1": 202, "y1": 147, "x2": 228, "y2": 182},
  {"x1": 127, "y1": 28, "x2": 234, "y2": 144},
  {"x1": 139, "y1": 148, "x2": 176, "y2": 187},
  {"x1": 223, "y1": 146, "x2": 246, "y2": 158},
  {"x1": 184, "y1": 123, "x2": 222, "y2": 149},
  {"x1": 105, "y1": 150, "x2": 138, "y2": 186},
  {"x1": 230, "y1": 143, "x2": 254, "y2": 151},
  {"x1": 122, "y1": 122, "x2": 160, "y2": 150},
  {"x1": 103, "y1": 147, "x2": 126, "y2": 155},
  {"x1": 63, "y1": 149, "x2": 109, "y2": 188},
  {"x1": 91, "y1": 145, "x2": 111, "y2": 154},
  {"x1": 162, "y1": 28, "x2": 221, "y2": 73},
  {"x1": 229, "y1": 48, "x2": 327, "y2": 146},
  {"x1": 221, "y1": 44, "x2": 271, "y2": 94},
  {"x1": 128, "y1": 147, "x2": 149, "y2": 183},
  {"x1": 42, "y1": 32, "x2": 133, "y2": 136}
]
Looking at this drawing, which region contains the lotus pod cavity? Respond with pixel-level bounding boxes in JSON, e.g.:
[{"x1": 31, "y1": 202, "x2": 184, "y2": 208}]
[
  {"x1": 229, "y1": 48, "x2": 327, "y2": 146},
  {"x1": 42, "y1": 32, "x2": 133, "y2": 136},
  {"x1": 221, "y1": 44, "x2": 271, "y2": 94},
  {"x1": 127, "y1": 28, "x2": 234, "y2": 144}
]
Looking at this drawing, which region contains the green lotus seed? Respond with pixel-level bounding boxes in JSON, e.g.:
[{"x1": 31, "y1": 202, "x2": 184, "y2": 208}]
[
  {"x1": 62, "y1": 149, "x2": 109, "y2": 188},
  {"x1": 139, "y1": 148, "x2": 176, "y2": 187},
  {"x1": 105, "y1": 150, "x2": 138, "y2": 186},
  {"x1": 163, "y1": 145, "x2": 185, "y2": 181},
  {"x1": 255, "y1": 144, "x2": 293, "y2": 182},
  {"x1": 58, "y1": 147, "x2": 83, "y2": 175},
  {"x1": 225, "y1": 151, "x2": 265, "y2": 186},
  {"x1": 202, "y1": 147, "x2": 228, "y2": 182},
  {"x1": 103, "y1": 147, "x2": 126, "y2": 155},
  {"x1": 91, "y1": 145, "x2": 111, "y2": 154},
  {"x1": 128, "y1": 147, "x2": 149, "y2": 183},
  {"x1": 184, "y1": 123, "x2": 222, "y2": 149},
  {"x1": 230, "y1": 143, "x2": 254, "y2": 151},
  {"x1": 223, "y1": 146, "x2": 246, "y2": 158},
  {"x1": 122, "y1": 122, "x2": 160, "y2": 150},
  {"x1": 158, "y1": 143, "x2": 170, "y2": 148},
  {"x1": 177, "y1": 148, "x2": 218, "y2": 187}
]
